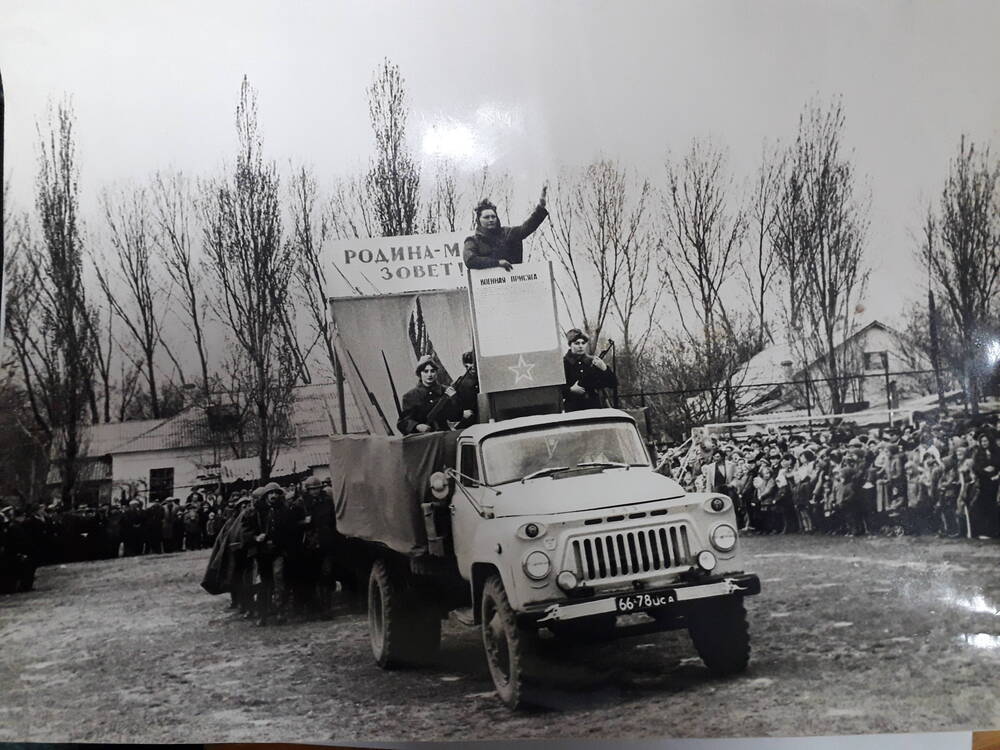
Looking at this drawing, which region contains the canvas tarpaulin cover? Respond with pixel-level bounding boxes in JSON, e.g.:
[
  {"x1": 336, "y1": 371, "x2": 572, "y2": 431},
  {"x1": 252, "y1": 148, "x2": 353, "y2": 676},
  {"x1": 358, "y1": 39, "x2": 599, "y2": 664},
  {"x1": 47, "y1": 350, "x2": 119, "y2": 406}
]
[
  {"x1": 330, "y1": 430, "x2": 459, "y2": 555},
  {"x1": 329, "y1": 289, "x2": 473, "y2": 436}
]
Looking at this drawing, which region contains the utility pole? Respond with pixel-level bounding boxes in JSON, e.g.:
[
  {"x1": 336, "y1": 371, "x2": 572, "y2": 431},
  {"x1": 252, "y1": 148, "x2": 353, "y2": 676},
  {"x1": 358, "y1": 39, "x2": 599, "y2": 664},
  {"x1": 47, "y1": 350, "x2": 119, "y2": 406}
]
[
  {"x1": 924, "y1": 215, "x2": 947, "y2": 413},
  {"x1": 928, "y1": 288, "x2": 946, "y2": 413}
]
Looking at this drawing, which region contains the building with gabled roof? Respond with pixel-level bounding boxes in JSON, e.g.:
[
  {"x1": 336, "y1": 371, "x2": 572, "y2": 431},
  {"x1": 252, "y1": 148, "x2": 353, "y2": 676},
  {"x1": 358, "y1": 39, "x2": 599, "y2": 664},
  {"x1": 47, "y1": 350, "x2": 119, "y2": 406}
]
[
  {"x1": 722, "y1": 319, "x2": 935, "y2": 417},
  {"x1": 48, "y1": 382, "x2": 367, "y2": 505}
]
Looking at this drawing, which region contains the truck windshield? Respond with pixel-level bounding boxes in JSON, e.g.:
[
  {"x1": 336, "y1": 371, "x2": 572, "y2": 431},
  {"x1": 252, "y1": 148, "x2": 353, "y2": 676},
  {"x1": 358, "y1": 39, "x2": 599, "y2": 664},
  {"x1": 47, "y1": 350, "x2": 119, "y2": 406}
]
[{"x1": 481, "y1": 421, "x2": 650, "y2": 485}]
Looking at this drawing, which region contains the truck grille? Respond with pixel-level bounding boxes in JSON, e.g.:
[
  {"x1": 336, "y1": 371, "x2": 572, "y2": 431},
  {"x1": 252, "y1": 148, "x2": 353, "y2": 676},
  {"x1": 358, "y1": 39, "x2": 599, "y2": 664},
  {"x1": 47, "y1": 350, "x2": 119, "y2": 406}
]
[{"x1": 570, "y1": 524, "x2": 693, "y2": 582}]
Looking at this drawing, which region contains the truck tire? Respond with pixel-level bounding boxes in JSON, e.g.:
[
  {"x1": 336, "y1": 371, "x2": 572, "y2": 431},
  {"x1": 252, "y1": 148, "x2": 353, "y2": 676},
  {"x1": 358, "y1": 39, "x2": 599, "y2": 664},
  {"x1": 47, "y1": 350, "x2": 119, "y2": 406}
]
[
  {"x1": 368, "y1": 559, "x2": 441, "y2": 669},
  {"x1": 687, "y1": 596, "x2": 750, "y2": 676},
  {"x1": 481, "y1": 574, "x2": 538, "y2": 709}
]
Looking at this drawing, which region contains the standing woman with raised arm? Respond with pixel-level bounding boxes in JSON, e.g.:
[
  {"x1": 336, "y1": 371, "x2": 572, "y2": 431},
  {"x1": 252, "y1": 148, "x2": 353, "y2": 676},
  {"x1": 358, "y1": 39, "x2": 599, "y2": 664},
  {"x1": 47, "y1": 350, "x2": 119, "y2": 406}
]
[{"x1": 463, "y1": 186, "x2": 549, "y2": 270}]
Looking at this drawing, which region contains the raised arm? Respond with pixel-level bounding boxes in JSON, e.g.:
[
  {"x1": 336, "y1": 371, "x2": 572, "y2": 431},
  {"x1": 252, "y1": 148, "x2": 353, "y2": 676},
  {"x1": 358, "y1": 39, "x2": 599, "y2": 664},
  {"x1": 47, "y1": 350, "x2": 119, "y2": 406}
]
[{"x1": 509, "y1": 185, "x2": 550, "y2": 241}]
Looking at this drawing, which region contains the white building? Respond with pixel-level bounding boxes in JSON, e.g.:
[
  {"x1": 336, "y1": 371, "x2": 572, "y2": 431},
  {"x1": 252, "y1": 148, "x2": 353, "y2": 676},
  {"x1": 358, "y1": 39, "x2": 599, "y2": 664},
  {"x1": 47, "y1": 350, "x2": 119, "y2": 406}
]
[
  {"x1": 50, "y1": 383, "x2": 365, "y2": 504},
  {"x1": 727, "y1": 320, "x2": 936, "y2": 417}
]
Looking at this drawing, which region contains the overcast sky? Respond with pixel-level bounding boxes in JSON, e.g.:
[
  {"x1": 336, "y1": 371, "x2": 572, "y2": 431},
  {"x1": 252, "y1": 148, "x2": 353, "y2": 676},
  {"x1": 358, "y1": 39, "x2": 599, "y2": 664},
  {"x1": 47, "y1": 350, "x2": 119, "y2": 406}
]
[{"x1": 3, "y1": 0, "x2": 1000, "y2": 330}]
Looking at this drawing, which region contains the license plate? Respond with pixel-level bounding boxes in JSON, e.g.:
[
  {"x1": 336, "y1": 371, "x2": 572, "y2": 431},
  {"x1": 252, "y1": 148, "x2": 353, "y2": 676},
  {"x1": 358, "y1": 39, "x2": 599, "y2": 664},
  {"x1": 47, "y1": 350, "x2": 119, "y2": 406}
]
[{"x1": 615, "y1": 590, "x2": 676, "y2": 613}]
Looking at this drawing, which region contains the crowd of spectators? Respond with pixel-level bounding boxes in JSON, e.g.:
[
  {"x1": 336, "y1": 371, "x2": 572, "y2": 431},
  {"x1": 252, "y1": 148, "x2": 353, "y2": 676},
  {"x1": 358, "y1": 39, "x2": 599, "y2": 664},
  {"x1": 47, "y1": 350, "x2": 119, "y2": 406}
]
[{"x1": 658, "y1": 413, "x2": 1000, "y2": 540}]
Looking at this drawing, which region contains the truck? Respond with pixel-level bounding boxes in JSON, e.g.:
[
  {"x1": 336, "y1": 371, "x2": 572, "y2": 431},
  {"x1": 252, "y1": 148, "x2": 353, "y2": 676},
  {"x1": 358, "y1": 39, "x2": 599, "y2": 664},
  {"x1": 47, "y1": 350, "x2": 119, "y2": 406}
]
[{"x1": 327, "y1": 261, "x2": 760, "y2": 709}]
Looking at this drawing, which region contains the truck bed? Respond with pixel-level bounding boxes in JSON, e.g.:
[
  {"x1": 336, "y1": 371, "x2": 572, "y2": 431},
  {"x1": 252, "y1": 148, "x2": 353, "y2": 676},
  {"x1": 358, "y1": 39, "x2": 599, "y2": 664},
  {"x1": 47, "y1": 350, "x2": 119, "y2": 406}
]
[{"x1": 330, "y1": 431, "x2": 459, "y2": 556}]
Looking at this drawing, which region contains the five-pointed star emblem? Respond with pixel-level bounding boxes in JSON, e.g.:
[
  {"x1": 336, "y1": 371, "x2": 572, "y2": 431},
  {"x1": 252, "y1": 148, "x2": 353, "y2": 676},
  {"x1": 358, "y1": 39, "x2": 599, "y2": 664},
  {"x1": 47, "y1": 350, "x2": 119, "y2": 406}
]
[{"x1": 508, "y1": 354, "x2": 536, "y2": 384}]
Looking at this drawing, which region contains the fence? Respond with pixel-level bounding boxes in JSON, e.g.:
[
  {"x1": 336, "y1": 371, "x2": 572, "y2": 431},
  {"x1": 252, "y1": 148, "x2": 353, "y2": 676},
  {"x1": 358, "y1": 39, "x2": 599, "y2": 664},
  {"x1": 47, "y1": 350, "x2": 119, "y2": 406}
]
[{"x1": 617, "y1": 367, "x2": 961, "y2": 442}]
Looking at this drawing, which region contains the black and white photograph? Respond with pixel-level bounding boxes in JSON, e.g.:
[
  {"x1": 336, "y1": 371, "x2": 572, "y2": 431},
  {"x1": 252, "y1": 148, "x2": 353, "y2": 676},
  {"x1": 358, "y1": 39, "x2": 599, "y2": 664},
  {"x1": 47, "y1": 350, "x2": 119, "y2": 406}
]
[{"x1": 1, "y1": 0, "x2": 999, "y2": 745}]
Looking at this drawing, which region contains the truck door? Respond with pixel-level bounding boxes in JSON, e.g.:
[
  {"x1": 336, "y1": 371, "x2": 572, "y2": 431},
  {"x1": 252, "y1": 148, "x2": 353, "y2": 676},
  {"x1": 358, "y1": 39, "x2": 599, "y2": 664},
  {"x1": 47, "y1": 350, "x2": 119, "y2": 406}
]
[{"x1": 452, "y1": 440, "x2": 485, "y2": 573}]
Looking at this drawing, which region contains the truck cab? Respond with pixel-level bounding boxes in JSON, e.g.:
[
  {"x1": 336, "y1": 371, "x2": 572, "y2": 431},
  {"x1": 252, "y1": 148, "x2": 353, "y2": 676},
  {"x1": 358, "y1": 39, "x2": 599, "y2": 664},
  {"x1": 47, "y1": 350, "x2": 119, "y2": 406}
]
[
  {"x1": 451, "y1": 409, "x2": 757, "y2": 613},
  {"x1": 429, "y1": 408, "x2": 759, "y2": 706}
]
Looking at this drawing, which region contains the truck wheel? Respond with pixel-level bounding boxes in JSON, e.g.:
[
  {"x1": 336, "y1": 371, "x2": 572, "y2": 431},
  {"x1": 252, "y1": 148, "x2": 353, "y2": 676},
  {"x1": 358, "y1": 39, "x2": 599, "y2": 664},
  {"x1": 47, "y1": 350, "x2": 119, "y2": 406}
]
[
  {"x1": 368, "y1": 559, "x2": 441, "y2": 668},
  {"x1": 548, "y1": 613, "x2": 616, "y2": 643},
  {"x1": 687, "y1": 596, "x2": 750, "y2": 676},
  {"x1": 481, "y1": 575, "x2": 538, "y2": 709}
]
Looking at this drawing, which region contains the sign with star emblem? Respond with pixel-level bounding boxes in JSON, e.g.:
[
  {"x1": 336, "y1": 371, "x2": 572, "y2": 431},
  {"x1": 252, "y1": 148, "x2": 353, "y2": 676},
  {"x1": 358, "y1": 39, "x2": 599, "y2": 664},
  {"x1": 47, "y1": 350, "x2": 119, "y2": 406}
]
[{"x1": 467, "y1": 262, "x2": 565, "y2": 393}]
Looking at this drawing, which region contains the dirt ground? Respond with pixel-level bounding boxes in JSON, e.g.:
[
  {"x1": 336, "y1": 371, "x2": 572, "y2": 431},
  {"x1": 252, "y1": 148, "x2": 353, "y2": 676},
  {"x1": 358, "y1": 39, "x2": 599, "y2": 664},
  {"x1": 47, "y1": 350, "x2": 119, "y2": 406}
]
[{"x1": 1, "y1": 533, "x2": 999, "y2": 744}]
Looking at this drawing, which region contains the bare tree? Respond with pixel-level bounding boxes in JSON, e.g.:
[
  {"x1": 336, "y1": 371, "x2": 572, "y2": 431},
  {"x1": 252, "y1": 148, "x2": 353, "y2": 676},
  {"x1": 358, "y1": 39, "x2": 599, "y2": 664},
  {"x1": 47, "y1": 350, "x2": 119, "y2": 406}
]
[
  {"x1": 471, "y1": 165, "x2": 514, "y2": 230},
  {"x1": 366, "y1": 59, "x2": 420, "y2": 237},
  {"x1": 775, "y1": 99, "x2": 870, "y2": 413},
  {"x1": 150, "y1": 170, "x2": 211, "y2": 395},
  {"x1": 115, "y1": 353, "x2": 145, "y2": 422},
  {"x1": 30, "y1": 101, "x2": 94, "y2": 504},
  {"x1": 920, "y1": 135, "x2": 1000, "y2": 414},
  {"x1": 85, "y1": 282, "x2": 116, "y2": 423},
  {"x1": 202, "y1": 76, "x2": 297, "y2": 481},
  {"x1": 96, "y1": 184, "x2": 168, "y2": 417},
  {"x1": 422, "y1": 159, "x2": 461, "y2": 233},
  {"x1": 660, "y1": 139, "x2": 748, "y2": 417},
  {"x1": 330, "y1": 173, "x2": 376, "y2": 241},
  {"x1": 541, "y1": 160, "x2": 650, "y2": 357},
  {"x1": 741, "y1": 141, "x2": 784, "y2": 350},
  {"x1": 288, "y1": 165, "x2": 332, "y2": 376}
]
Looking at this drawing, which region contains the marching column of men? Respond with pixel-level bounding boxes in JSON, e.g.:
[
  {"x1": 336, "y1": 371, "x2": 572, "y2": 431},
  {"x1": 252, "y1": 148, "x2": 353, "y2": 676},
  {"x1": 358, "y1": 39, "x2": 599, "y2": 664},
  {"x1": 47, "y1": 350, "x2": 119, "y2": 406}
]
[
  {"x1": 203, "y1": 476, "x2": 353, "y2": 626},
  {"x1": 1, "y1": 475, "x2": 351, "y2": 618}
]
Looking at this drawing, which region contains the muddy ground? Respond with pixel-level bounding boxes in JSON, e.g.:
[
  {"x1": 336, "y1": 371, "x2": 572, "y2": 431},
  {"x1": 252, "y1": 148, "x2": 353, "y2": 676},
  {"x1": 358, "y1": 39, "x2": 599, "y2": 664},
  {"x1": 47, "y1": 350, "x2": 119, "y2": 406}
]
[{"x1": 1, "y1": 534, "x2": 999, "y2": 743}]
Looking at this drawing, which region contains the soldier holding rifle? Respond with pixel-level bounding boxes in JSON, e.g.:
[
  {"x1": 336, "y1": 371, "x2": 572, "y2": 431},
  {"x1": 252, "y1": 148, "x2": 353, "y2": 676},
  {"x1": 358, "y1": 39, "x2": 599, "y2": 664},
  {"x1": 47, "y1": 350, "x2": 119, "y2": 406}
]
[
  {"x1": 397, "y1": 355, "x2": 456, "y2": 435},
  {"x1": 562, "y1": 328, "x2": 617, "y2": 412}
]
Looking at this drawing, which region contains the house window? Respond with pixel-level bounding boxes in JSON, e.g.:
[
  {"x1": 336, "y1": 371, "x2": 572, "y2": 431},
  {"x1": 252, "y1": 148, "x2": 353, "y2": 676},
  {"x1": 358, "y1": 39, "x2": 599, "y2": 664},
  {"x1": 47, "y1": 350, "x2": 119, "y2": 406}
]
[
  {"x1": 459, "y1": 444, "x2": 479, "y2": 486},
  {"x1": 863, "y1": 351, "x2": 888, "y2": 371},
  {"x1": 149, "y1": 468, "x2": 174, "y2": 502}
]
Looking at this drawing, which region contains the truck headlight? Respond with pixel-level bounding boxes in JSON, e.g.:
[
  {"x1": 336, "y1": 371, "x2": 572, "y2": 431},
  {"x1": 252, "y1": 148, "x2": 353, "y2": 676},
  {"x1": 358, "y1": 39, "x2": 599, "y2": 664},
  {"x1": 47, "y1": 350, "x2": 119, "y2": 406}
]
[
  {"x1": 710, "y1": 523, "x2": 738, "y2": 552},
  {"x1": 697, "y1": 550, "x2": 718, "y2": 571},
  {"x1": 556, "y1": 570, "x2": 579, "y2": 591},
  {"x1": 523, "y1": 550, "x2": 551, "y2": 580}
]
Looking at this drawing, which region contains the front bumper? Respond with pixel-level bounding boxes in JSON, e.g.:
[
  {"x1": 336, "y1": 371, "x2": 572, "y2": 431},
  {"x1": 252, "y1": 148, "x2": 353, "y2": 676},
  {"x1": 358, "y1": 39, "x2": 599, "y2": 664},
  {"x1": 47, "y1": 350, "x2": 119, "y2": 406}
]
[{"x1": 527, "y1": 573, "x2": 761, "y2": 624}]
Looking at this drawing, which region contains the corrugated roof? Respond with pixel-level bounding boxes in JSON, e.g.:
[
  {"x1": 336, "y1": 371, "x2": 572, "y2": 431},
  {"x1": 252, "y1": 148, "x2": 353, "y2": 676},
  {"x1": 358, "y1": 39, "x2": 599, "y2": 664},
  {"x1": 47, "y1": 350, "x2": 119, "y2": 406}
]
[
  {"x1": 94, "y1": 382, "x2": 366, "y2": 456},
  {"x1": 66, "y1": 419, "x2": 166, "y2": 457}
]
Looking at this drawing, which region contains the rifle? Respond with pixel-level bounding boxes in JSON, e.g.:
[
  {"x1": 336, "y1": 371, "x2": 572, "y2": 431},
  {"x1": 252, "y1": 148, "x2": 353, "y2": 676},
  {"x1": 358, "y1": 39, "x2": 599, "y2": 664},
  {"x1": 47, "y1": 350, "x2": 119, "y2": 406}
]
[
  {"x1": 344, "y1": 348, "x2": 394, "y2": 435},
  {"x1": 382, "y1": 350, "x2": 402, "y2": 417},
  {"x1": 426, "y1": 367, "x2": 472, "y2": 427}
]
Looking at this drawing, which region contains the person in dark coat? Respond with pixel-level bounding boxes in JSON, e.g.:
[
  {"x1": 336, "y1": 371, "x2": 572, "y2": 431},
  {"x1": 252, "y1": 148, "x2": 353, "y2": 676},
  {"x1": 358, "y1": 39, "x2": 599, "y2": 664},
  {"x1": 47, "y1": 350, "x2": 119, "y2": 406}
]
[
  {"x1": 301, "y1": 476, "x2": 338, "y2": 616},
  {"x1": 453, "y1": 350, "x2": 481, "y2": 428},
  {"x1": 243, "y1": 482, "x2": 297, "y2": 625},
  {"x1": 143, "y1": 500, "x2": 165, "y2": 554},
  {"x1": 562, "y1": 328, "x2": 617, "y2": 412},
  {"x1": 462, "y1": 187, "x2": 549, "y2": 270},
  {"x1": 397, "y1": 355, "x2": 457, "y2": 435},
  {"x1": 970, "y1": 432, "x2": 1000, "y2": 538},
  {"x1": 121, "y1": 500, "x2": 145, "y2": 557}
]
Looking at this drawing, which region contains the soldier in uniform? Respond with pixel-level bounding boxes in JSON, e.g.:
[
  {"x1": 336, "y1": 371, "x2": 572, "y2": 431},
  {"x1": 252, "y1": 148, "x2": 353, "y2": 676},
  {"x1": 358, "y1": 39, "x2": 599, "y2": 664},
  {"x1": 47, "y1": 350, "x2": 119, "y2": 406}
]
[
  {"x1": 397, "y1": 355, "x2": 457, "y2": 435},
  {"x1": 243, "y1": 482, "x2": 296, "y2": 625},
  {"x1": 562, "y1": 328, "x2": 617, "y2": 412},
  {"x1": 453, "y1": 350, "x2": 481, "y2": 428},
  {"x1": 301, "y1": 475, "x2": 338, "y2": 617}
]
